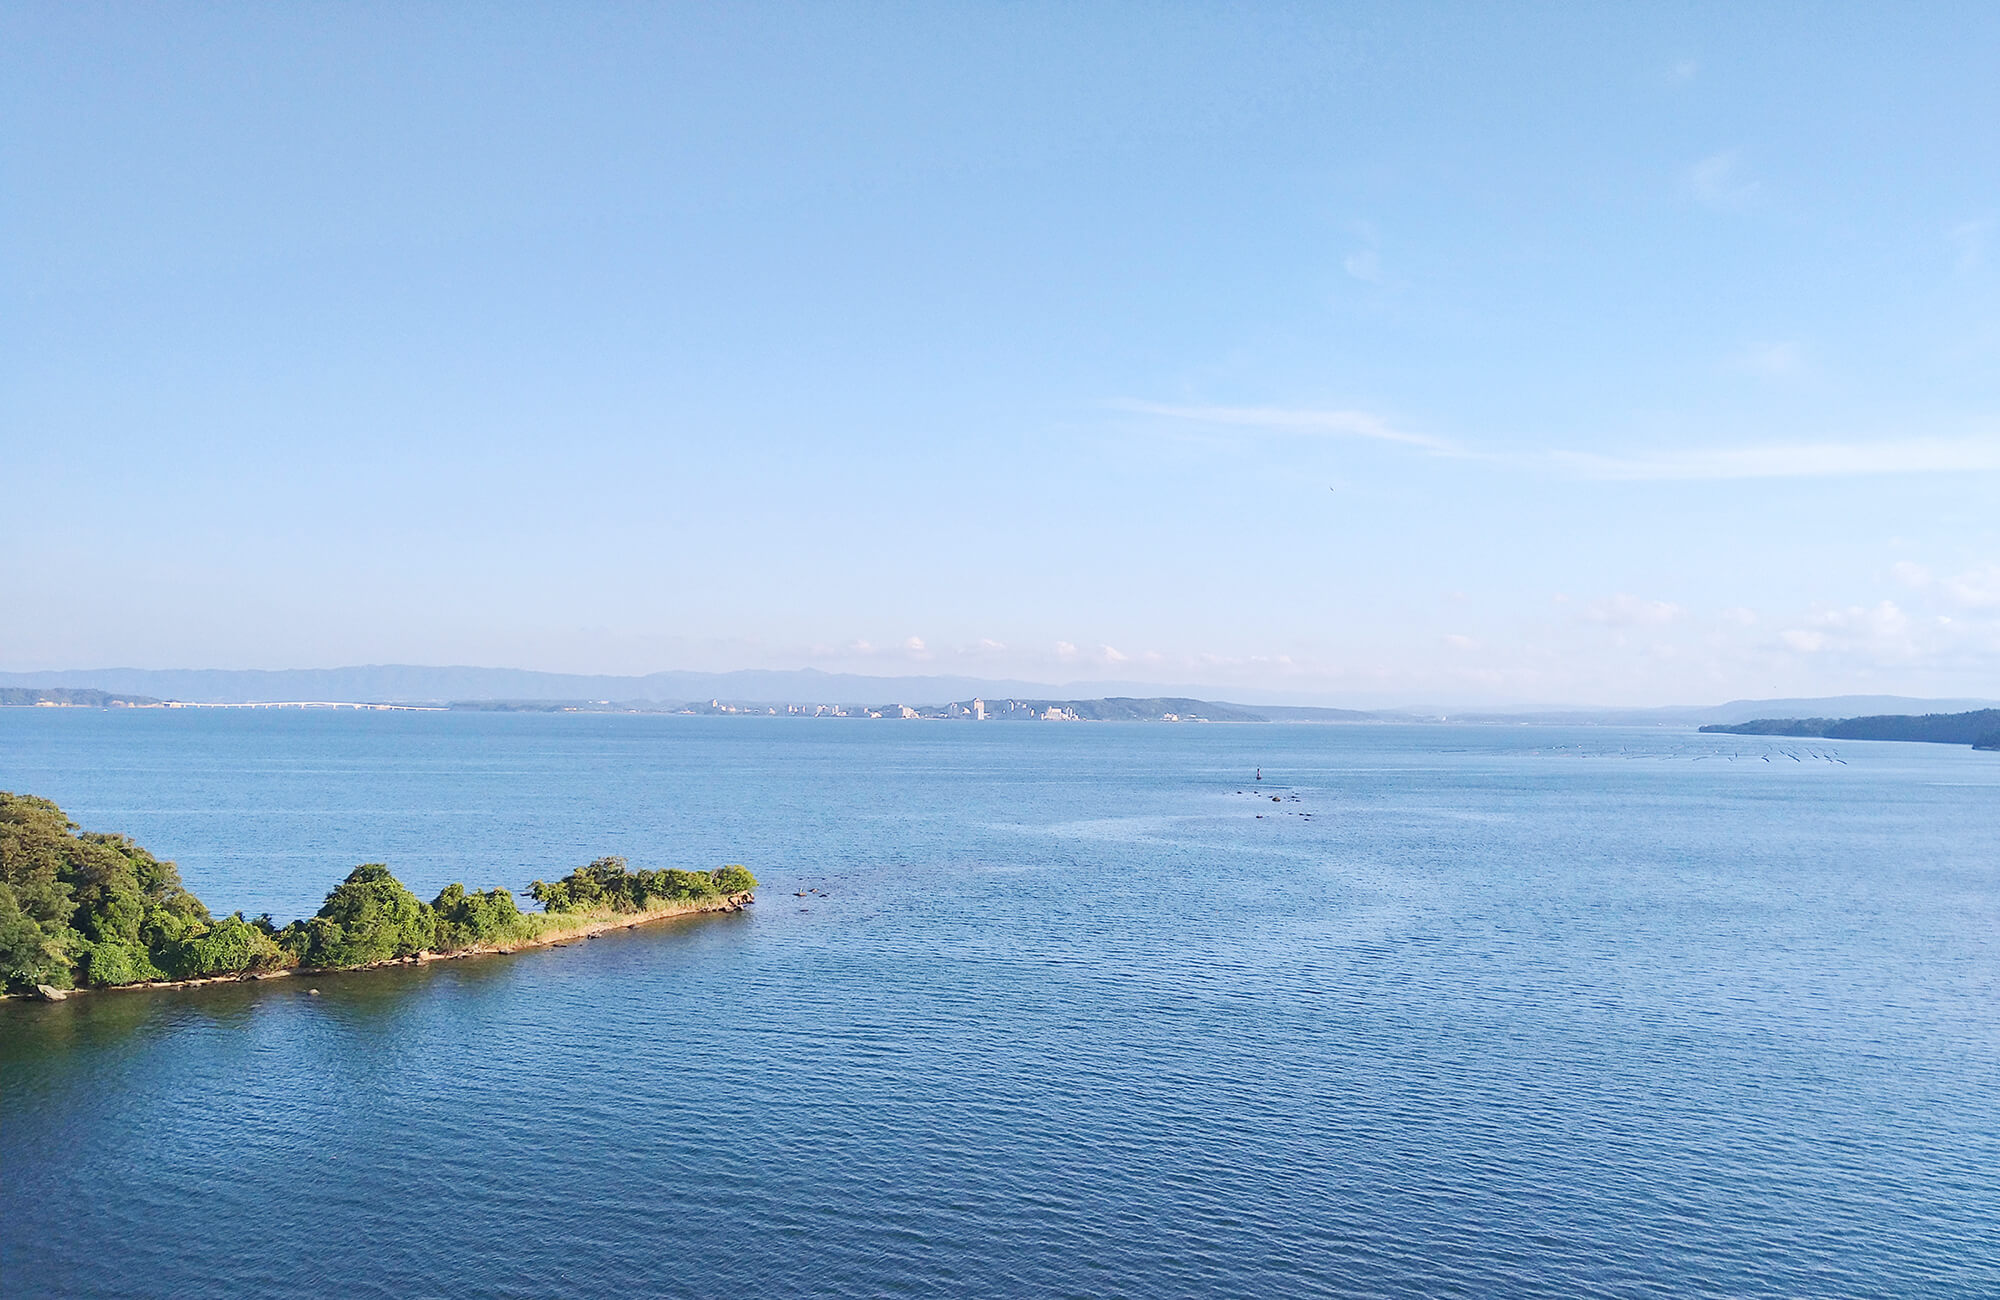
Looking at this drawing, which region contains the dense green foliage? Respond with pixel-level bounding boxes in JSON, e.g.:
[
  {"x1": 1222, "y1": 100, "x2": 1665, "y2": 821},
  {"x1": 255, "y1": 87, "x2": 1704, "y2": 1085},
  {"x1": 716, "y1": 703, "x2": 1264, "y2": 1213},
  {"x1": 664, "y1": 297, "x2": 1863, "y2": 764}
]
[
  {"x1": 278, "y1": 864, "x2": 436, "y2": 968},
  {"x1": 0, "y1": 792, "x2": 286, "y2": 992},
  {"x1": 1700, "y1": 709, "x2": 2000, "y2": 747},
  {"x1": 431, "y1": 881, "x2": 535, "y2": 950},
  {"x1": 2, "y1": 791, "x2": 754, "y2": 994},
  {"x1": 530, "y1": 856, "x2": 757, "y2": 914},
  {"x1": 278, "y1": 869, "x2": 544, "y2": 967}
]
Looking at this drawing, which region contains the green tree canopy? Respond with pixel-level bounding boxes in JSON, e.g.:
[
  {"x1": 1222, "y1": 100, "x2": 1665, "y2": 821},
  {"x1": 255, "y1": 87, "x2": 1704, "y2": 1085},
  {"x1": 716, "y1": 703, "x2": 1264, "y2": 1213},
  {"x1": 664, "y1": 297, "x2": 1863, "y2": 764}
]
[
  {"x1": 0, "y1": 791, "x2": 288, "y2": 990},
  {"x1": 431, "y1": 881, "x2": 532, "y2": 951},
  {"x1": 281, "y1": 864, "x2": 435, "y2": 968},
  {"x1": 531, "y1": 857, "x2": 758, "y2": 914}
]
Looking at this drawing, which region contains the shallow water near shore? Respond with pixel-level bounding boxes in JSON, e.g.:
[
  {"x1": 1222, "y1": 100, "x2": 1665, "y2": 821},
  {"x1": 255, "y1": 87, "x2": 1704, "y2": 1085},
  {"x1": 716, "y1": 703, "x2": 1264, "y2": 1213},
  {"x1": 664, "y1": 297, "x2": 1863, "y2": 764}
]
[{"x1": 4, "y1": 710, "x2": 1998, "y2": 1297}]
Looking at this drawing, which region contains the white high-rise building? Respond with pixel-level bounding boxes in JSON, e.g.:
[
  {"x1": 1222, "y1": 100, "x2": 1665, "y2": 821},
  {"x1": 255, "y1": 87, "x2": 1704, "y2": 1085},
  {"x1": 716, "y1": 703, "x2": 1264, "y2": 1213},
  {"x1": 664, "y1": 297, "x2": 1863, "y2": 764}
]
[{"x1": 972, "y1": 698, "x2": 985, "y2": 721}]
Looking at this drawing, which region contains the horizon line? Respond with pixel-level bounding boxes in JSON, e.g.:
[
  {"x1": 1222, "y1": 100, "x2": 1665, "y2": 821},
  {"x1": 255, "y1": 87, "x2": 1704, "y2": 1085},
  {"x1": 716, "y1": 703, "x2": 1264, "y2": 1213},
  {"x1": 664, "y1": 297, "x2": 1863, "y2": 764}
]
[{"x1": 4, "y1": 664, "x2": 1996, "y2": 717}]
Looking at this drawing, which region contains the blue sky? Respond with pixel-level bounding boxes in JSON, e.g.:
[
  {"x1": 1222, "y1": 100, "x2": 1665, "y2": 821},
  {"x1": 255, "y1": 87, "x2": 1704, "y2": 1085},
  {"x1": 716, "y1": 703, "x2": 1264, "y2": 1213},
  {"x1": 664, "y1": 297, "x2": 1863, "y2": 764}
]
[{"x1": 4, "y1": 3, "x2": 1996, "y2": 706}]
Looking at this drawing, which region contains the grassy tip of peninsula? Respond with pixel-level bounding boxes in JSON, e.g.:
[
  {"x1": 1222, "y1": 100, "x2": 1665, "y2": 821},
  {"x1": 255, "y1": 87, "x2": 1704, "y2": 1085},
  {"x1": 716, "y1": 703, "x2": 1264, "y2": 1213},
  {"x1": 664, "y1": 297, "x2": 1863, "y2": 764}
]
[{"x1": 0, "y1": 791, "x2": 754, "y2": 996}]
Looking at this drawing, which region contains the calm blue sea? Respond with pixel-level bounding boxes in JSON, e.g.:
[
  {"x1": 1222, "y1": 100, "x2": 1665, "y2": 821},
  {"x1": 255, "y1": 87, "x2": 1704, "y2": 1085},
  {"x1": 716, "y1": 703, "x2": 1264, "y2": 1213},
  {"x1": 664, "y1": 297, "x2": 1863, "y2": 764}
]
[{"x1": 3, "y1": 710, "x2": 1997, "y2": 1298}]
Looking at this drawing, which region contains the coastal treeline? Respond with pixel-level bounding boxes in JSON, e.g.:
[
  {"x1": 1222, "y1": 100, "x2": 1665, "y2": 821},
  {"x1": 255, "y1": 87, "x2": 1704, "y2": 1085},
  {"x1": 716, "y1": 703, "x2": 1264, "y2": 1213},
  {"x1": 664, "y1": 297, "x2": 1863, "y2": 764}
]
[
  {"x1": 275, "y1": 865, "x2": 536, "y2": 968},
  {"x1": 0, "y1": 792, "x2": 285, "y2": 990},
  {"x1": 1700, "y1": 708, "x2": 2000, "y2": 750},
  {"x1": 530, "y1": 857, "x2": 758, "y2": 913},
  {"x1": 0, "y1": 792, "x2": 754, "y2": 995}
]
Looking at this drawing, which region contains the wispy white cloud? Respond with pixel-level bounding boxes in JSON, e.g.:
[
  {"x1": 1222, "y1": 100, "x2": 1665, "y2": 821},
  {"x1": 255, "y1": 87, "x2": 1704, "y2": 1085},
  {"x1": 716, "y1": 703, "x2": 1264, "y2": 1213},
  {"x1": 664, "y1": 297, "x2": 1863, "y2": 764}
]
[
  {"x1": 1343, "y1": 249, "x2": 1385, "y2": 284},
  {"x1": 1728, "y1": 340, "x2": 1807, "y2": 380},
  {"x1": 1116, "y1": 401, "x2": 1459, "y2": 453},
  {"x1": 1585, "y1": 594, "x2": 1685, "y2": 628},
  {"x1": 1666, "y1": 58, "x2": 1700, "y2": 84},
  {"x1": 1780, "y1": 601, "x2": 1916, "y2": 659},
  {"x1": 1942, "y1": 565, "x2": 2000, "y2": 610},
  {"x1": 1950, "y1": 219, "x2": 1990, "y2": 273},
  {"x1": 1553, "y1": 436, "x2": 2000, "y2": 480},
  {"x1": 812, "y1": 635, "x2": 938, "y2": 662},
  {"x1": 1123, "y1": 400, "x2": 2000, "y2": 482},
  {"x1": 1891, "y1": 561, "x2": 1933, "y2": 590},
  {"x1": 1341, "y1": 219, "x2": 1390, "y2": 286},
  {"x1": 1684, "y1": 149, "x2": 1759, "y2": 209}
]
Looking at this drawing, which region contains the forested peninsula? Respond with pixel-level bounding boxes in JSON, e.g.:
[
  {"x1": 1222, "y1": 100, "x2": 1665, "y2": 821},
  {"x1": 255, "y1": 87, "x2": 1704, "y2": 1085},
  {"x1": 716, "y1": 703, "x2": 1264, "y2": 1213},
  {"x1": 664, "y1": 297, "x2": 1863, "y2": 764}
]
[
  {"x1": 0, "y1": 792, "x2": 755, "y2": 999},
  {"x1": 1699, "y1": 708, "x2": 2000, "y2": 751}
]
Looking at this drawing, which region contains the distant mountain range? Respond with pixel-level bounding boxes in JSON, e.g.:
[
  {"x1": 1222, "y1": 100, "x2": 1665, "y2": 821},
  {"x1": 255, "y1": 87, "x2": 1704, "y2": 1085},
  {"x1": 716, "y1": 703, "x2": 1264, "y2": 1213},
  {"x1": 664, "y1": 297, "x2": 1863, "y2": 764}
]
[
  {"x1": 1, "y1": 666, "x2": 1994, "y2": 726},
  {"x1": 0, "y1": 665, "x2": 1205, "y2": 708}
]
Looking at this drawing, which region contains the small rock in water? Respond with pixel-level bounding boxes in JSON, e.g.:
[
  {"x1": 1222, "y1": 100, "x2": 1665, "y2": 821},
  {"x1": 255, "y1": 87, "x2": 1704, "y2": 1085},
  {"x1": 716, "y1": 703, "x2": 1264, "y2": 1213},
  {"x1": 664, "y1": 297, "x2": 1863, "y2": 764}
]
[
  {"x1": 35, "y1": 984, "x2": 68, "y2": 1002},
  {"x1": 308, "y1": 988, "x2": 321, "y2": 996}
]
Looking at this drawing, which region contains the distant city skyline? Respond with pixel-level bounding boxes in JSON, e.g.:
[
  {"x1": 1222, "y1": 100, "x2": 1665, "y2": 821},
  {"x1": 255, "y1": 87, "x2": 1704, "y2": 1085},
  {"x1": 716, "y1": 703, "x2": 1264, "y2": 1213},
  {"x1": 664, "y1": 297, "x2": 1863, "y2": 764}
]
[{"x1": 5, "y1": 5, "x2": 1996, "y2": 706}]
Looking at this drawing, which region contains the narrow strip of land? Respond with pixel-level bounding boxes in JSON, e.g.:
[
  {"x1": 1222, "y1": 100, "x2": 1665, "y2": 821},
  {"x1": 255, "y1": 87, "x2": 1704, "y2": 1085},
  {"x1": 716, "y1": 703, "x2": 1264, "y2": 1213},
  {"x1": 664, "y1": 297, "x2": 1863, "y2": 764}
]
[
  {"x1": 1699, "y1": 708, "x2": 2000, "y2": 750},
  {"x1": 1, "y1": 791, "x2": 756, "y2": 1001},
  {"x1": 29, "y1": 892, "x2": 754, "y2": 999}
]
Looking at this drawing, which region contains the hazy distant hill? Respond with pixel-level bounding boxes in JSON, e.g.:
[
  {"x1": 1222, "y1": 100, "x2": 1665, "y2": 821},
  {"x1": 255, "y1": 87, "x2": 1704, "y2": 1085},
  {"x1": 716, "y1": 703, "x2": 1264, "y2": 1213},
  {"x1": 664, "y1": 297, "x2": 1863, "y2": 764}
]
[
  {"x1": 1, "y1": 666, "x2": 1991, "y2": 725},
  {"x1": 957, "y1": 697, "x2": 1273, "y2": 722},
  {"x1": 1701, "y1": 709, "x2": 2000, "y2": 749},
  {"x1": 1238, "y1": 704, "x2": 1386, "y2": 723},
  {"x1": 444, "y1": 699, "x2": 687, "y2": 713},
  {"x1": 0, "y1": 687, "x2": 160, "y2": 707},
  {"x1": 442, "y1": 696, "x2": 1310, "y2": 723},
  {"x1": 0, "y1": 665, "x2": 1110, "y2": 706},
  {"x1": 0, "y1": 665, "x2": 1285, "y2": 708},
  {"x1": 1436, "y1": 695, "x2": 2000, "y2": 726},
  {"x1": 1698, "y1": 695, "x2": 2000, "y2": 725}
]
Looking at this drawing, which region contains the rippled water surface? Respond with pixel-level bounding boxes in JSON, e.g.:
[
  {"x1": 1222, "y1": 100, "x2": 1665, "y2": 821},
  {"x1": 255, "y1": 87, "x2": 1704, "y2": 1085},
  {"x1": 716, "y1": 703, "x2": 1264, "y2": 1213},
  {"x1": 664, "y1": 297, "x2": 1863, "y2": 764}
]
[{"x1": 4, "y1": 710, "x2": 1998, "y2": 1297}]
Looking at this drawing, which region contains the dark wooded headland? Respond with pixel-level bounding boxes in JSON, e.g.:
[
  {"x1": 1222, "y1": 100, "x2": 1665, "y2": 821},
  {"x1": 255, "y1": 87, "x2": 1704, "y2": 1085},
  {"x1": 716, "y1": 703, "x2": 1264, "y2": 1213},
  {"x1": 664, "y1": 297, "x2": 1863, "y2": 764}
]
[
  {"x1": 1700, "y1": 709, "x2": 2000, "y2": 751},
  {"x1": 0, "y1": 791, "x2": 754, "y2": 998}
]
